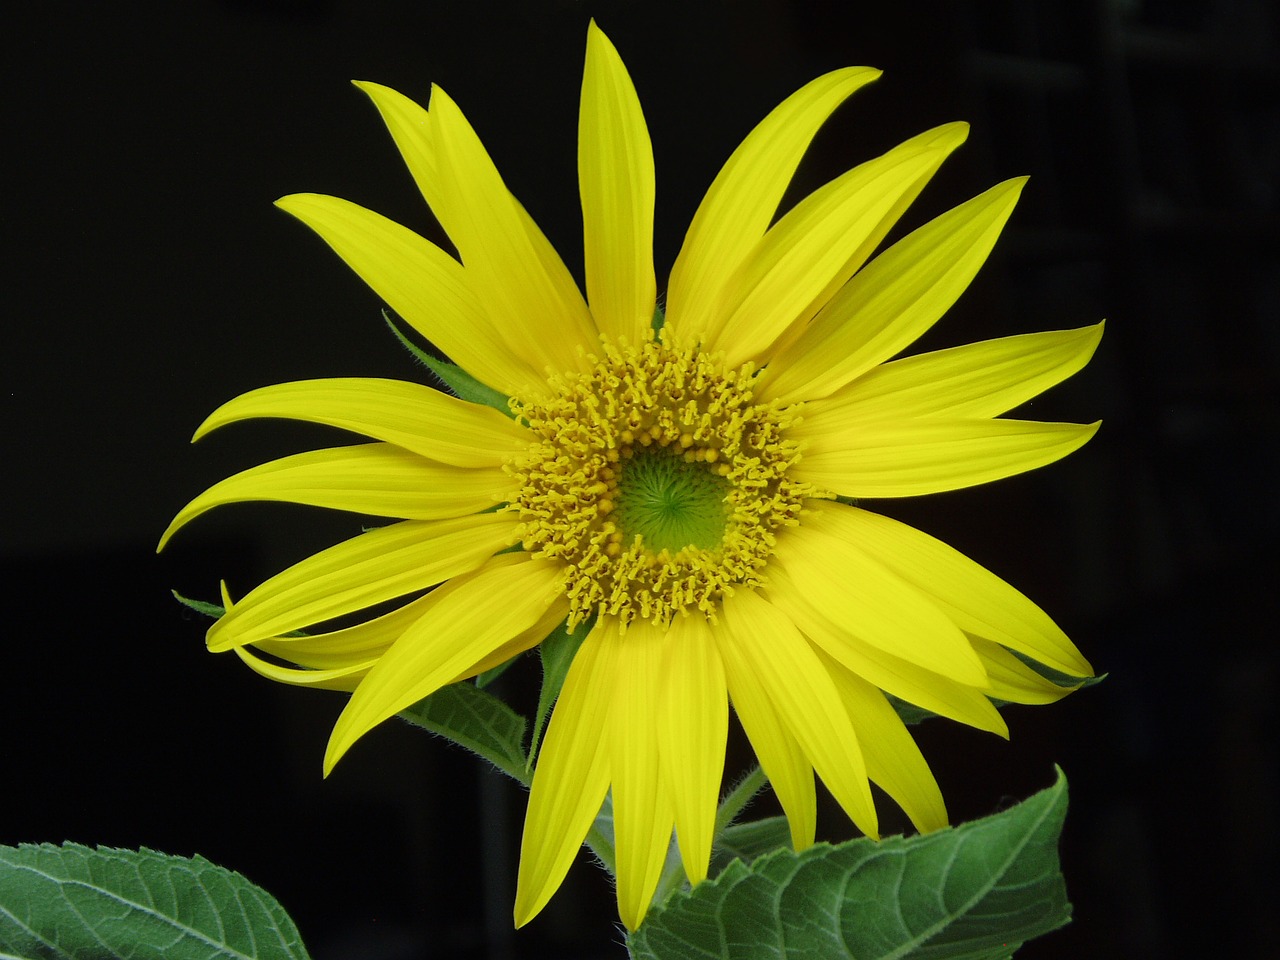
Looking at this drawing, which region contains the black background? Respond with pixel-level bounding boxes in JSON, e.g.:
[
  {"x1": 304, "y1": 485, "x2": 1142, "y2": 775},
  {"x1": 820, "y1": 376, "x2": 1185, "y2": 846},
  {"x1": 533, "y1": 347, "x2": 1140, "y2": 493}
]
[{"x1": 5, "y1": 1, "x2": 1277, "y2": 957}]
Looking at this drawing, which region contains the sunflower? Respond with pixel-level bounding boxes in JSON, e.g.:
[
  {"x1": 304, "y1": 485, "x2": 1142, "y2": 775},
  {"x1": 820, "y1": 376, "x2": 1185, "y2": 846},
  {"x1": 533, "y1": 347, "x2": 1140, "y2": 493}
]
[{"x1": 161, "y1": 22, "x2": 1100, "y2": 931}]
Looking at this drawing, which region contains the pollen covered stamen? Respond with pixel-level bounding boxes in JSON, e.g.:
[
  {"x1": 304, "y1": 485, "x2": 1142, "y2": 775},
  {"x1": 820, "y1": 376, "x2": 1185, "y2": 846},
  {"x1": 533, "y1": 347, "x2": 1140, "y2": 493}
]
[{"x1": 507, "y1": 336, "x2": 811, "y2": 628}]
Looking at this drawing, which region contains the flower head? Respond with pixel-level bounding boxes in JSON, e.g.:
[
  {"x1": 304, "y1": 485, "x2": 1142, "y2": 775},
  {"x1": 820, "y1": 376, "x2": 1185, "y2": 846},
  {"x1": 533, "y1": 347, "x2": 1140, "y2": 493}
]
[{"x1": 162, "y1": 23, "x2": 1099, "y2": 931}]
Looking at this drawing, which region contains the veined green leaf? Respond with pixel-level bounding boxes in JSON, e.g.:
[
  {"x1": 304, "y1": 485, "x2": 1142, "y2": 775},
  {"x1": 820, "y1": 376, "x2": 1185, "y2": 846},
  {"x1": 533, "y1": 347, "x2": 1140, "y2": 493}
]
[
  {"x1": 399, "y1": 681, "x2": 529, "y2": 784},
  {"x1": 0, "y1": 843, "x2": 310, "y2": 960},
  {"x1": 628, "y1": 769, "x2": 1072, "y2": 960}
]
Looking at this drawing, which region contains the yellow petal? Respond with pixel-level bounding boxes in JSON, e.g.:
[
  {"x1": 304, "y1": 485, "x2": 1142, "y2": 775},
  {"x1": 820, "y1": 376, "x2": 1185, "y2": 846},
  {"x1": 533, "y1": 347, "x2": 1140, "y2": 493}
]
[
  {"x1": 194, "y1": 378, "x2": 530, "y2": 468},
  {"x1": 233, "y1": 646, "x2": 375, "y2": 692},
  {"x1": 656, "y1": 614, "x2": 727, "y2": 885},
  {"x1": 707, "y1": 123, "x2": 969, "y2": 367},
  {"x1": 715, "y1": 612, "x2": 817, "y2": 851},
  {"x1": 720, "y1": 590, "x2": 878, "y2": 839},
  {"x1": 772, "y1": 518, "x2": 987, "y2": 686},
  {"x1": 766, "y1": 563, "x2": 1008, "y2": 737},
  {"x1": 812, "y1": 505, "x2": 1093, "y2": 677},
  {"x1": 515, "y1": 618, "x2": 619, "y2": 927},
  {"x1": 792, "y1": 417, "x2": 1101, "y2": 498},
  {"x1": 818, "y1": 649, "x2": 947, "y2": 833},
  {"x1": 351, "y1": 80, "x2": 444, "y2": 224},
  {"x1": 610, "y1": 617, "x2": 675, "y2": 931},
  {"x1": 426, "y1": 84, "x2": 597, "y2": 371},
  {"x1": 275, "y1": 193, "x2": 546, "y2": 398},
  {"x1": 324, "y1": 554, "x2": 565, "y2": 772},
  {"x1": 207, "y1": 511, "x2": 518, "y2": 651},
  {"x1": 252, "y1": 592, "x2": 436, "y2": 665},
  {"x1": 760, "y1": 178, "x2": 1027, "y2": 404},
  {"x1": 159, "y1": 442, "x2": 514, "y2": 550},
  {"x1": 804, "y1": 322, "x2": 1104, "y2": 423},
  {"x1": 971, "y1": 637, "x2": 1084, "y2": 704},
  {"x1": 579, "y1": 22, "x2": 656, "y2": 346},
  {"x1": 456, "y1": 600, "x2": 571, "y2": 683},
  {"x1": 665, "y1": 66, "x2": 881, "y2": 347}
]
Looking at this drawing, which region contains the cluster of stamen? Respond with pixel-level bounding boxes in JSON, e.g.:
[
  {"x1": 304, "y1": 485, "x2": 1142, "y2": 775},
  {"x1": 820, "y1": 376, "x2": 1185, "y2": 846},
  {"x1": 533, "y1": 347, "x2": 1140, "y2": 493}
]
[{"x1": 506, "y1": 335, "x2": 812, "y2": 630}]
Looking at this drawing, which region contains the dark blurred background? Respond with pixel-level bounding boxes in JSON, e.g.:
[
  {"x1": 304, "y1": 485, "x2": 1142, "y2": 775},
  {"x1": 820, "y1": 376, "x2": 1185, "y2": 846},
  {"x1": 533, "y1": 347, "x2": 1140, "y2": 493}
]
[{"x1": 5, "y1": 0, "x2": 1276, "y2": 957}]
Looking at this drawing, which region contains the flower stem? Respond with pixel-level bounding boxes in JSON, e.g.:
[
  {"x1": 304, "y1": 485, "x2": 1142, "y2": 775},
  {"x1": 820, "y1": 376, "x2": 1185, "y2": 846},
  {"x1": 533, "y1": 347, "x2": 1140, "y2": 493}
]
[{"x1": 715, "y1": 764, "x2": 767, "y2": 835}]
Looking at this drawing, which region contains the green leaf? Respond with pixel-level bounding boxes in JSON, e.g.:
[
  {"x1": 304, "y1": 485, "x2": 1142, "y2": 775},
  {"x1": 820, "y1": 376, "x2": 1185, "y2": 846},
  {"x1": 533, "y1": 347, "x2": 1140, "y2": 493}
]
[
  {"x1": 0, "y1": 843, "x2": 310, "y2": 960},
  {"x1": 628, "y1": 769, "x2": 1072, "y2": 960},
  {"x1": 383, "y1": 312, "x2": 512, "y2": 417},
  {"x1": 399, "y1": 681, "x2": 529, "y2": 785},
  {"x1": 526, "y1": 618, "x2": 588, "y2": 770}
]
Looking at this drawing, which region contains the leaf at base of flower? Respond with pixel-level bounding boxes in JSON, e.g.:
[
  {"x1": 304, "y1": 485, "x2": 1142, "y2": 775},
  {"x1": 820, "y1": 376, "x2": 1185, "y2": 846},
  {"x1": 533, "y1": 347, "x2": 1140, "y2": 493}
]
[
  {"x1": 628, "y1": 768, "x2": 1072, "y2": 960},
  {"x1": 399, "y1": 681, "x2": 529, "y2": 784}
]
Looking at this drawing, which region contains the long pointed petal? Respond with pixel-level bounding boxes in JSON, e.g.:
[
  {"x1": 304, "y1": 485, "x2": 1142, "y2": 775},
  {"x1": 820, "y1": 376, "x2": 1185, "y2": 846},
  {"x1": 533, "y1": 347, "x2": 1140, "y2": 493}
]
[
  {"x1": 276, "y1": 193, "x2": 545, "y2": 398},
  {"x1": 812, "y1": 505, "x2": 1093, "y2": 677},
  {"x1": 805, "y1": 322, "x2": 1105, "y2": 423},
  {"x1": 579, "y1": 22, "x2": 656, "y2": 346},
  {"x1": 720, "y1": 590, "x2": 878, "y2": 839},
  {"x1": 772, "y1": 519, "x2": 987, "y2": 686},
  {"x1": 207, "y1": 512, "x2": 518, "y2": 650},
  {"x1": 610, "y1": 618, "x2": 675, "y2": 930},
  {"x1": 351, "y1": 80, "x2": 444, "y2": 224},
  {"x1": 427, "y1": 84, "x2": 597, "y2": 371},
  {"x1": 159, "y1": 443, "x2": 514, "y2": 549},
  {"x1": 707, "y1": 123, "x2": 969, "y2": 366},
  {"x1": 194, "y1": 378, "x2": 530, "y2": 468},
  {"x1": 818, "y1": 649, "x2": 948, "y2": 833},
  {"x1": 792, "y1": 417, "x2": 1101, "y2": 498},
  {"x1": 665, "y1": 67, "x2": 881, "y2": 346},
  {"x1": 515, "y1": 618, "x2": 619, "y2": 927},
  {"x1": 656, "y1": 614, "x2": 727, "y2": 885},
  {"x1": 766, "y1": 564, "x2": 1008, "y2": 736},
  {"x1": 324, "y1": 554, "x2": 564, "y2": 771},
  {"x1": 760, "y1": 178, "x2": 1027, "y2": 404},
  {"x1": 714, "y1": 612, "x2": 816, "y2": 850}
]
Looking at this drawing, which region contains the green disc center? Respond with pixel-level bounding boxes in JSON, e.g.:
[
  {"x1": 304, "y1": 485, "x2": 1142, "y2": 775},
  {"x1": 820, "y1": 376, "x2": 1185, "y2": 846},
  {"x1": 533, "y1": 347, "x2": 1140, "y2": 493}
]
[{"x1": 613, "y1": 450, "x2": 730, "y2": 554}]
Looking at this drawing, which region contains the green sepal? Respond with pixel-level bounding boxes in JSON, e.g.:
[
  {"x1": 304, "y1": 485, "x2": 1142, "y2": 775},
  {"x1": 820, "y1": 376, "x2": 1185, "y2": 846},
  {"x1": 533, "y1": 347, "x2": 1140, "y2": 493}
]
[
  {"x1": 171, "y1": 589, "x2": 223, "y2": 619},
  {"x1": 628, "y1": 768, "x2": 1073, "y2": 960},
  {"x1": 399, "y1": 682, "x2": 530, "y2": 785},
  {"x1": 383, "y1": 312, "x2": 513, "y2": 417},
  {"x1": 0, "y1": 843, "x2": 311, "y2": 960},
  {"x1": 527, "y1": 618, "x2": 589, "y2": 771}
]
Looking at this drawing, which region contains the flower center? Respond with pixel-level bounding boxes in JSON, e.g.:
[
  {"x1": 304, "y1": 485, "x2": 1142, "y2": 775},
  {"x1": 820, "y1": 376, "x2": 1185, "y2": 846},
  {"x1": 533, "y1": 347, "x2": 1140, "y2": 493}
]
[
  {"x1": 507, "y1": 335, "x2": 811, "y2": 629},
  {"x1": 613, "y1": 450, "x2": 729, "y2": 553}
]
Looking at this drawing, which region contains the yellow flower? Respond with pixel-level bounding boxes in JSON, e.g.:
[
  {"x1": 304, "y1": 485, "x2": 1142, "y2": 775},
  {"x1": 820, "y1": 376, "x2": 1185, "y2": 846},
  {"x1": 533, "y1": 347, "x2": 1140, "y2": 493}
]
[{"x1": 162, "y1": 23, "x2": 1100, "y2": 931}]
